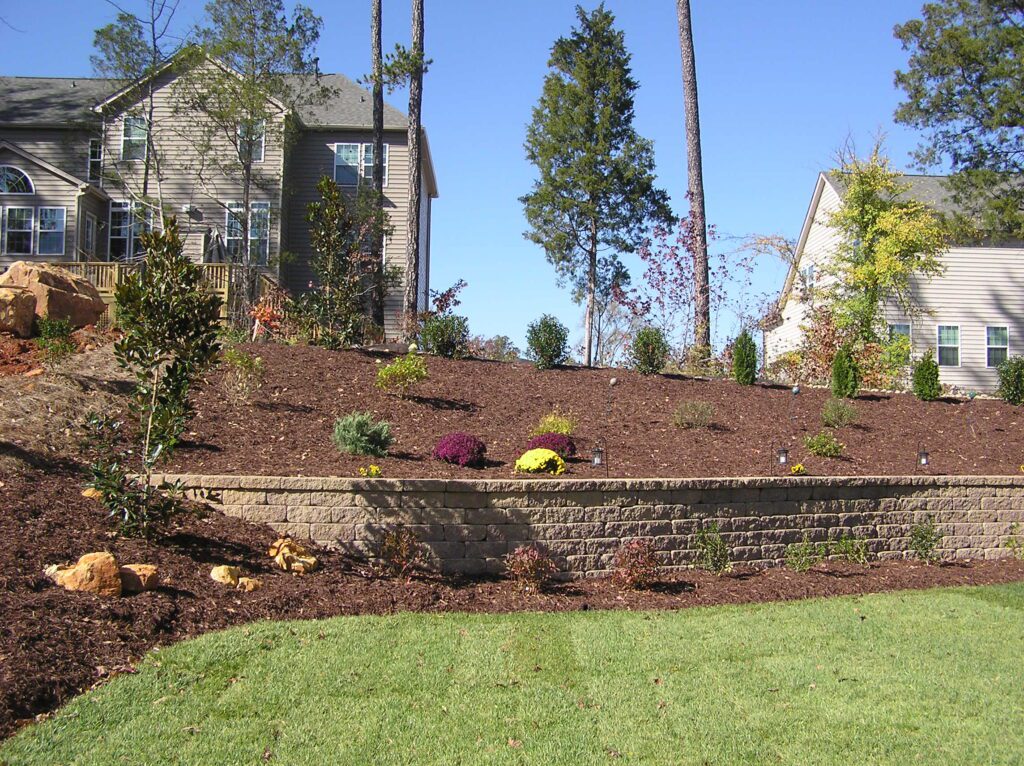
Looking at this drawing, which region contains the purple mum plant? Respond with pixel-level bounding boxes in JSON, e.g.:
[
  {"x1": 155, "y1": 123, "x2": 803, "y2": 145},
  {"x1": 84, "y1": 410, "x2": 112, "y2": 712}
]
[
  {"x1": 525, "y1": 432, "x2": 577, "y2": 459},
  {"x1": 432, "y1": 432, "x2": 487, "y2": 467}
]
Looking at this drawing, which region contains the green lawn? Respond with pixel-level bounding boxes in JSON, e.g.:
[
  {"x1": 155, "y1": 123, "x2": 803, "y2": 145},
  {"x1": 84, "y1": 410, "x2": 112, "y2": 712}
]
[{"x1": 4, "y1": 584, "x2": 1023, "y2": 765}]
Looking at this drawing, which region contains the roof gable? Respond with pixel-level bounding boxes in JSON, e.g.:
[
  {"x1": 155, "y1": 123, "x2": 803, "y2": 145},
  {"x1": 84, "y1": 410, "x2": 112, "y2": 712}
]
[{"x1": 0, "y1": 140, "x2": 100, "y2": 192}]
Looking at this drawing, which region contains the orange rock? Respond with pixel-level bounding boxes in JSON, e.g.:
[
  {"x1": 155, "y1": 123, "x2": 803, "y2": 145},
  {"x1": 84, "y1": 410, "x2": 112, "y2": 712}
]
[
  {"x1": 210, "y1": 565, "x2": 240, "y2": 586},
  {"x1": 81, "y1": 487, "x2": 103, "y2": 500},
  {"x1": 120, "y1": 564, "x2": 159, "y2": 594},
  {"x1": 50, "y1": 552, "x2": 121, "y2": 598},
  {"x1": 0, "y1": 261, "x2": 105, "y2": 328},
  {"x1": 268, "y1": 536, "x2": 318, "y2": 575},
  {"x1": 236, "y1": 577, "x2": 262, "y2": 592}
]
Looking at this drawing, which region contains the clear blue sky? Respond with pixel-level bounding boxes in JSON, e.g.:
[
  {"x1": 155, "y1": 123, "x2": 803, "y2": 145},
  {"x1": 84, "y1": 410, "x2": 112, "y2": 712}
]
[{"x1": 0, "y1": 0, "x2": 931, "y2": 351}]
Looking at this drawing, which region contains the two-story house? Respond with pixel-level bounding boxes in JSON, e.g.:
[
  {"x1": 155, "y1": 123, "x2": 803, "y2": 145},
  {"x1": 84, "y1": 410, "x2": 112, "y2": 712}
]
[
  {"x1": 0, "y1": 53, "x2": 437, "y2": 339},
  {"x1": 764, "y1": 172, "x2": 1024, "y2": 392}
]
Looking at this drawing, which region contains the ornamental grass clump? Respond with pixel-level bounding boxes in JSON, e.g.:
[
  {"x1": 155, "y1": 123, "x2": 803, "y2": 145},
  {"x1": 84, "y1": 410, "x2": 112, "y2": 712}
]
[
  {"x1": 821, "y1": 397, "x2": 857, "y2": 428},
  {"x1": 629, "y1": 326, "x2": 670, "y2": 375},
  {"x1": 514, "y1": 448, "x2": 566, "y2": 475},
  {"x1": 673, "y1": 400, "x2": 714, "y2": 430},
  {"x1": 505, "y1": 544, "x2": 558, "y2": 591},
  {"x1": 432, "y1": 433, "x2": 487, "y2": 467},
  {"x1": 525, "y1": 432, "x2": 577, "y2": 459},
  {"x1": 375, "y1": 353, "x2": 428, "y2": 398},
  {"x1": 220, "y1": 347, "x2": 265, "y2": 403},
  {"x1": 332, "y1": 412, "x2": 392, "y2": 457},
  {"x1": 612, "y1": 539, "x2": 661, "y2": 589},
  {"x1": 530, "y1": 410, "x2": 577, "y2": 436}
]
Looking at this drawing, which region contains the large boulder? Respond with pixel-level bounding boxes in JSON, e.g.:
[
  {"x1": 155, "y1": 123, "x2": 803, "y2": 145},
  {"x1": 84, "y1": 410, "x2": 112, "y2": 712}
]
[
  {"x1": 46, "y1": 552, "x2": 122, "y2": 598},
  {"x1": 120, "y1": 564, "x2": 159, "y2": 594},
  {"x1": 0, "y1": 261, "x2": 105, "y2": 328},
  {"x1": 0, "y1": 286, "x2": 36, "y2": 338}
]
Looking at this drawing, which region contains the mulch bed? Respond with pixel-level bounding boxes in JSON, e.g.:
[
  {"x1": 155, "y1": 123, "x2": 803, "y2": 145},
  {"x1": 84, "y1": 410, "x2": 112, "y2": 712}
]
[
  {"x1": 171, "y1": 343, "x2": 1024, "y2": 478},
  {"x1": 3, "y1": 465, "x2": 1024, "y2": 740}
]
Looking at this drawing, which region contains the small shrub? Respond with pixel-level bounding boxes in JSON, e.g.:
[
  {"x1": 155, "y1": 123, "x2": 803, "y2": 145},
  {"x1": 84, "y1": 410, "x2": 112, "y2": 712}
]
[
  {"x1": 1006, "y1": 523, "x2": 1024, "y2": 560},
  {"x1": 804, "y1": 430, "x2": 844, "y2": 458},
  {"x1": 629, "y1": 326, "x2": 670, "y2": 375},
  {"x1": 732, "y1": 329, "x2": 758, "y2": 385},
  {"x1": 694, "y1": 523, "x2": 731, "y2": 574},
  {"x1": 220, "y1": 347, "x2": 265, "y2": 402},
  {"x1": 997, "y1": 356, "x2": 1024, "y2": 406},
  {"x1": 375, "y1": 353, "x2": 428, "y2": 398},
  {"x1": 830, "y1": 533, "x2": 870, "y2": 565},
  {"x1": 611, "y1": 539, "x2": 661, "y2": 589},
  {"x1": 514, "y1": 448, "x2": 566, "y2": 475},
  {"x1": 830, "y1": 345, "x2": 860, "y2": 398},
  {"x1": 432, "y1": 432, "x2": 487, "y2": 467},
  {"x1": 531, "y1": 410, "x2": 577, "y2": 436},
  {"x1": 785, "y1": 533, "x2": 825, "y2": 572},
  {"x1": 505, "y1": 544, "x2": 558, "y2": 590},
  {"x1": 672, "y1": 400, "x2": 714, "y2": 430},
  {"x1": 526, "y1": 314, "x2": 569, "y2": 370},
  {"x1": 376, "y1": 525, "x2": 426, "y2": 579},
  {"x1": 421, "y1": 313, "x2": 470, "y2": 359},
  {"x1": 525, "y1": 432, "x2": 577, "y2": 459},
  {"x1": 332, "y1": 412, "x2": 393, "y2": 457},
  {"x1": 36, "y1": 316, "x2": 75, "y2": 364},
  {"x1": 912, "y1": 350, "x2": 942, "y2": 401},
  {"x1": 821, "y1": 397, "x2": 857, "y2": 428},
  {"x1": 909, "y1": 516, "x2": 942, "y2": 564}
]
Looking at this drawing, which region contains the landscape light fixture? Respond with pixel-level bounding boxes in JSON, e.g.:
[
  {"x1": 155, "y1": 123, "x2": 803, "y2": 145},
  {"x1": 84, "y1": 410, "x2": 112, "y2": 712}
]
[
  {"x1": 918, "y1": 448, "x2": 930, "y2": 467},
  {"x1": 592, "y1": 446, "x2": 605, "y2": 467},
  {"x1": 777, "y1": 447, "x2": 789, "y2": 466}
]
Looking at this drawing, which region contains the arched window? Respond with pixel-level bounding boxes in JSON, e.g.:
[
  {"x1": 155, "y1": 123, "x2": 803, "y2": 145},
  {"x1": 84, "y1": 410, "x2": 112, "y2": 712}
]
[{"x1": 0, "y1": 166, "x2": 34, "y2": 194}]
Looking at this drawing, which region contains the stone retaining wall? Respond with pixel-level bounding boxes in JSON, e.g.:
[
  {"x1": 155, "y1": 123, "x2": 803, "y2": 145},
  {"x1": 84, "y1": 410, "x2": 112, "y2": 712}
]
[{"x1": 156, "y1": 474, "x2": 1024, "y2": 576}]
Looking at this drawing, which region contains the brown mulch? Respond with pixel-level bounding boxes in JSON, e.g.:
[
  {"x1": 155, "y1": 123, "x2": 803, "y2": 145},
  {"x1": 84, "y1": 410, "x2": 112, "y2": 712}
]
[
  {"x1": 3, "y1": 466, "x2": 1024, "y2": 741},
  {"x1": 0, "y1": 336, "x2": 37, "y2": 376},
  {"x1": 171, "y1": 343, "x2": 1024, "y2": 478}
]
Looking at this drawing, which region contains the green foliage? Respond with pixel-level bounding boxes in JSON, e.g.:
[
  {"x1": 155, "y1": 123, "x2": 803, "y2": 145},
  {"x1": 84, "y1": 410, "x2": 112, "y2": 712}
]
[
  {"x1": 35, "y1": 316, "x2": 75, "y2": 365},
  {"x1": 672, "y1": 400, "x2": 714, "y2": 430},
  {"x1": 526, "y1": 314, "x2": 569, "y2": 369},
  {"x1": 421, "y1": 313, "x2": 469, "y2": 359},
  {"x1": 114, "y1": 218, "x2": 221, "y2": 469},
  {"x1": 468, "y1": 334, "x2": 520, "y2": 362},
  {"x1": 831, "y1": 533, "x2": 871, "y2": 565},
  {"x1": 629, "y1": 326, "x2": 669, "y2": 375},
  {"x1": 220, "y1": 347, "x2": 265, "y2": 403},
  {"x1": 830, "y1": 346, "x2": 860, "y2": 398},
  {"x1": 332, "y1": 412, "x2": 393, "y2": 457},
  {"x1": 804, "y1": 431, "x2": 845, "y2": 458},
  {"x1": 530, "y1": 410, "x2": 577, "y2": 437},
  {"x1": 894, "y1": 1, "x2": 1024, "y2": 238},
  {"x1": 825, "y1": 146, "x2": 949, "y2": 341},
  {"x1": 912, "y1": 350, "x2": 942, "y2": 401},
  {"x1": 997, "y1": 356, "x2": 1024, "y2": 406},
  {"x1": 375, "y1": 353, "x2": 428, "y2": 398},
  {"x1": 785, "y1": 533, "x2": 825, "y2": 573},
  {"x1": 1006, "y1": 524, "x2": 1024, "y2": 561},
  {"x1": 909, "y1": 517, "x2": 942, "y2": 564},
  {"x1": 694, "y1": 523, "x2": 731, "y2": 575},
  {"x1": 821, "y1": 398, "x2": 857, "y2": 428},
  {"x1": 732, "y1": 329, "x2": 758, "y2": 385},
  {"x1": 520, "y1": 5, "x2": 671, "y2": 364}
]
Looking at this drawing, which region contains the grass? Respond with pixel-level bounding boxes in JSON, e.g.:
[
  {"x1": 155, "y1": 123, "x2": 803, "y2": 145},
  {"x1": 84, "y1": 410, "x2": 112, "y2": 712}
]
[{"x1": 4, "y1": 584, "x2": 1024, "y2": 765}]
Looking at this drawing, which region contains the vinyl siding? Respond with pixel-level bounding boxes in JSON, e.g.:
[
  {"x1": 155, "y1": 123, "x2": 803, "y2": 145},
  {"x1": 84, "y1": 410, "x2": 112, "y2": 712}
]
[{"x1": 0, "y1": 127, "x2": 95, "y2": 177}]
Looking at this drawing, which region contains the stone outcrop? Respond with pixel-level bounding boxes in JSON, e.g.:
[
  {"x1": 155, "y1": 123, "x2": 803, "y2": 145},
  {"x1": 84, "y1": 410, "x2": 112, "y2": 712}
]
[
  {"x1": 0, "y1": 287, "x2": 36, "y2": 337},
  {"x1": 46, "y1": 552, "x2": 122, "y2": 597},
  {"x1": 0, "y1": 261, "x2": 105, "y2": 328}
]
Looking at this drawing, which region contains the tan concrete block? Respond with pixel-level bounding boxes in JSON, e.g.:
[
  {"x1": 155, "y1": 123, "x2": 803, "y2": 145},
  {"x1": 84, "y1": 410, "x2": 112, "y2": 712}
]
[
  {"x1": 529, "y1": 522, "x2": 606, "y2": 541},
  {"x1": 239, "y1": 504, "x2": 288, "y2": 523},
  {"x1": 310, "y1": 523, "x2": 354, "y2": 542},
  {"x1": 286, "y1": 506, "x2": 334, "y2": 524},
  {"x1": 268, "y1": 521, "x2": 311, "y2": 539},
  {"x1": 444, "y1": 524, "x2": 487, "y2": 542},
  {"x1": 221, "y1": 489, "x2": 268, "y2": 506}
]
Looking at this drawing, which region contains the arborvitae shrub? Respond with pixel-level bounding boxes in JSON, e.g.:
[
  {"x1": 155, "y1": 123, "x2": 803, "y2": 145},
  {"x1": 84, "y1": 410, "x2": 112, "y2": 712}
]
[
  {"x1": 830, "y1": 345, "x2": 860, "y2": 398},
  {"x1": 629, "y1": 326, "x2": 670, "y2": 375},
  {"x1": 911, "y1": 350, "x2": 942, "y2": 401},
  {"x1": 732, "y1": 329, "x2": 758, "y2": 385}
]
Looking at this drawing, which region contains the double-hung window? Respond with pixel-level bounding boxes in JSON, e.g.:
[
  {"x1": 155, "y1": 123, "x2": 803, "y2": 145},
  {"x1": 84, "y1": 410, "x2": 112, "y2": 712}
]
[
  {"x1": 226, "y1": 202, "x2": 270, "y2": 265},
  {"x1": 4, "y1": 207, "x2": 33, "y2": 255},
  {"x1": 334, "y1": 143, "x2": 388, "y2": 187},
  {"x1": 888, "y1": 323, "x2": 911, "y2": 341},
  {"x1": 88, "y1": 139, "x2": 103, "y2": 182},
  {"x1": 121, "y1": 116, "x2": 148, "y2": 161},
  {"x1": 987, "y1": 326, "x2": 1009, "y2": 368},
  {"x1": 109, "y1": 201, "x2": 151, "y2": 261},
  {"x1": 37, "y1": 207, "x2": 65, "y2": 256},
  {"x1": 937, "y1": 325, "x2": 960, "y2": 367},
  {"x1": 237, "y1": 120, "x2": 266, "y2": 164}
]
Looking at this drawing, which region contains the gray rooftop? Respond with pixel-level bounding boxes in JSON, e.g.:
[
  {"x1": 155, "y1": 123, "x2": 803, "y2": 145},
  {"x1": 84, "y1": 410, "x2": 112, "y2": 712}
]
[
  {"x1": 0, "y1": 72, "x2": 408, "y2": 129},
  {"x1": 826, "y1": 171, "x2": 960, "y2": 216}
]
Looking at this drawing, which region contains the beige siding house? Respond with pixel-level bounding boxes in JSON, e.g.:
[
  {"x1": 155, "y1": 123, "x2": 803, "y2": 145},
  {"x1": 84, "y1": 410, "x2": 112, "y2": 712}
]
[
  {"x1": 764, "y1": 172, "x2": 1024, "y2": 392},
  {"x1": 0, "y1": 57, "x2": 437, "y2": 339}
]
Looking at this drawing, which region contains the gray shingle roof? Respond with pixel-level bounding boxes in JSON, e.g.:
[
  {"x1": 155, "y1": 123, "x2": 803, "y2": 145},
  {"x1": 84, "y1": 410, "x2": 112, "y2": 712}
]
[
  {"x1": 826, "y1": 171, "x2": 960, "y2": 216},
  {"x1": 0, "y1": 72, "x2": 408, "y2": 128}
]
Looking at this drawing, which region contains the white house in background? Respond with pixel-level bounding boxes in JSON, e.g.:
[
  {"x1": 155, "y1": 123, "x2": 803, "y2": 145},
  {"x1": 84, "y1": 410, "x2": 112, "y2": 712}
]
[{"x1": 763, "y1": 172, "x2": 1024, "y2": 392}]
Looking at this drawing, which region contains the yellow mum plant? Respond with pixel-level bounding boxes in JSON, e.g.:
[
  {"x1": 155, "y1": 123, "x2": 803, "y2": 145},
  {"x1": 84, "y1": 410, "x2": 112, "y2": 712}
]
[
  {"x1": 514, "y1": 448, "x2": 566, "y2": 475},
  {"x1": 790, "y1": 463, "x2": 807, "y2": 476}
]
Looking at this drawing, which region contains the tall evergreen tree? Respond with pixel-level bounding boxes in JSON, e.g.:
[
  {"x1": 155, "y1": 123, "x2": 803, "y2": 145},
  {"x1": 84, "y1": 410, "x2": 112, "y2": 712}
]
[
  {"x1": 521, "y1": 4, "x2": 671, "y2": 367},
  {"x1": 675, "y1": 0, "x2": 711, "y2": 358},
  {"x1": 404, "y1": 0, "x2": 425, "y2": 333},
  {"x1": 369, "y1": 0, "x2": 386, "y2": 328}
]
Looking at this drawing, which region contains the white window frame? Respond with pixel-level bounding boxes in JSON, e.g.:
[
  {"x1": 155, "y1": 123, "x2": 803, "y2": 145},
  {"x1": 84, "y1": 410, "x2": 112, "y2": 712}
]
[
  {"x1": 84, "y1": 212, "x2": 97, "y2": 256},
  {"x1": 225, "y1": 201, "x2": 271, "y2": 266},
  {"x1": 121, "y1": 116, "x2": 148, "y2": 161},
  {"x1": 3, "y1": 206, "x2": 33, "y2": 255},
  {"x1": 0, "y1": 165, "x2": 35, "y2": 194},
  {"x1": 986, "y1": 326, "x2": 1009, "y2": 368},
  {"x1": 108, "y1": 201, "x2": 151, "y2": 261},
  {"x1": 237, "y1": 120, "x2": 266, "y2": 164},
  {"x1": 333, "y1": 142, "x2": 388, "y2": 187},
  {"x1": 88, "y1": 139, "x2": 103, "y2": 182},
  {"x1": 937, "y1": 325, "x2": 961, "y2": 368},
  {"x1": 37, "y1": 207, "x2": 66, "y2": 256}
]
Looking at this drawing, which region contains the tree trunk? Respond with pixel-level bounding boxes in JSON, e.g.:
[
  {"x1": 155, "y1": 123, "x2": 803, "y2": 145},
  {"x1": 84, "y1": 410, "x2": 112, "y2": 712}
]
[
  {"x1": 404, "y1": 0, "x2": 424, "y2": 337},
  {"x1": 584, "y1": 218, "x2": 598, "y2": 367},
  {"x1": 370, "y1": 0, "x2": 386, "y2": 330},
  {"x1": 676, "y1": 0, "x2": 711, "y2": 356}
]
